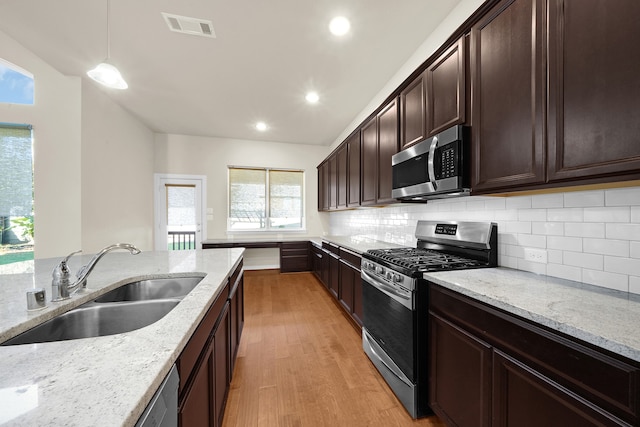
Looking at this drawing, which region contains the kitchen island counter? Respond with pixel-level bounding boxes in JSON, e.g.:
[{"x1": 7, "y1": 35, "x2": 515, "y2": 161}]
[{"x1": 0, "y1": 248, "x2": 244, "y2": 427}]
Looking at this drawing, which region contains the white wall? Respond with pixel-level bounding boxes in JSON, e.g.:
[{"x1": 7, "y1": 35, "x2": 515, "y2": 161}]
[
  {"x1": 80, "y1": 81, "x2": 155, "y2": 253},
  {"x1": 1, "y1": 29, "x2": 156, "y2": 258},
  {"x1": 0, "y1": 30, "x2": 82, "y2": 258},
  {"x1": 154, "y1": 134, "x2": 329, "y2": 267},
  {"x1": 328, "y1": 186, "x2": 640, "y2": 294}
]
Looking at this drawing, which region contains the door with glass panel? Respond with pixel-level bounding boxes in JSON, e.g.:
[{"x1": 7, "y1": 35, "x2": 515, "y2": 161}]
[{"x1": 154, "y1": 175, "x2": 206, "y2": 251}]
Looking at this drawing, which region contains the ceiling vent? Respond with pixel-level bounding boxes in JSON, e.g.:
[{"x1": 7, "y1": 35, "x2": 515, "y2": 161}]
[{"x1": 161, "y1": 12, "x2": 216, "y2": 38}]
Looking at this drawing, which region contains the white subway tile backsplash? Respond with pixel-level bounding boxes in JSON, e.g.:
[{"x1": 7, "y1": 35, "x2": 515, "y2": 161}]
[
  {"x1": 517, "y1": 233, "x2": 547, "y2": 248},
  {"x1": 506, "y1": 196, "x2": 532, "y2": 209},
  {"x1": 606, "y1": 187, "x2": 640, "y2": 206},
  {"x1": 582, "y1": 269, "x2": 628, "y2": 292},
  {"x1": 606, "y1": 223, "x2": 640, "y2": 241},
  {"x1": 564, "y1": 222, "x2": 605, "y2": 238},
  {"x1": 547, "y1": 264, "x2": 582, "y2": 282},
  {"x1": 328, "y1": 185, "x2": 640, "y2": 295},
  {"x1": 631, "y1": 242, "x2": 640, "y2": 259},
  {"x1": 583, "y1": 238, "x2": 629, "y2": 257},
  {"x1": 605, "y1": 256, "x2": 640, "y2": 276},
  {"x1": 518, "y1": 209, "x2": 547, "y2": 221},
  {"x1": 564, "y1": 251, "x2": 603, "y2": 270},
  {"x1": 547, "y1": 236, "x2": 582, "y2": 252},
  {"x1": 532, "y1": 221, "x2": 564, "y2": 236},
  {"x1": 631, "y1": 276, "x2": 640, "y2": 294},
  {"x1": 531, "y1": 193, "x2": 564, "y2": 208},
  {"x1": 547, "y1": 208, "x2": 583, "y2": 222},
  {"x1": 564, "y1": 190, "x2": 604, "y2": 207},
  {"x1": 584, "y1": 207, "x2": 630, "y2": 223}
]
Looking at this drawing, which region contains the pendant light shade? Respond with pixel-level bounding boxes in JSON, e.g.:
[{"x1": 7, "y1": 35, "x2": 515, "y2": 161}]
[
  {"x1": 87, "y1": 61, "x2": 128, "y2": 89},
  {"x1": 87, "y1": 0, "x2": 128, "y2": 89}
]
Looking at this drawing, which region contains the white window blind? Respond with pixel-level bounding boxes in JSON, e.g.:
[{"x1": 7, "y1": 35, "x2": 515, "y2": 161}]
[{"x1": 228, "y1": 167, "x2": 304, "y2": 231}]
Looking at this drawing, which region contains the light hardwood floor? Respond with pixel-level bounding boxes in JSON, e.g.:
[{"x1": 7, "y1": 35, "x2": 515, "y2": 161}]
[{"x1": 222, "y1": 270, "x2": 446, "y2": 427}]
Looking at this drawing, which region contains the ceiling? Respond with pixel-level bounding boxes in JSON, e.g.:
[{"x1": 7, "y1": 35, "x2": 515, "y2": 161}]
[{"x1": 0, "y1": 0, "x2": 461, "y2": 146}]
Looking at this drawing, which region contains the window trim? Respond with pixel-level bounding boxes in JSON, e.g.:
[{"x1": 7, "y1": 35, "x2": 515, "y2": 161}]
[{"x1": 227, "y1": 166, "x2": 306, "y2": 233}]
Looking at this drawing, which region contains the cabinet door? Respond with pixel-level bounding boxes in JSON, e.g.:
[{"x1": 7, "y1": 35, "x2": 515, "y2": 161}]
[
  {"x1": 429, "y1": 313, "x2": 492, "y2": 427},
  {"x1": 336, "y1": 144, "x2": 348, "y2": 209},
  {"x1": 400, "y1": 72, "x2": 427, "y2": 149},
  {"x1": 213, "y1": 303, "x2": 230, "y2": 427},
  {"x1": 338, "y1": 259, "x2": 355, "y2": 314},
  {"x1": 328, "y1": 253, "x2": 340, "y2": 299},
  {"x1": 377, "y1": 99, "x2": 399, "y2": 204},
  {"x1": 360, "y1": 117, "x2": 378, "y2": 206},
  {"x1": 230, "y1": 273, "x2": 244, "y2": 375},
  {"x1": 347, "y1": 132, "x2": 361, "y2": 207},
  {"x1": 427, "y1": 37, "x2": 466, "y2": 136},
  {"x1": 547, "y1": 0, "x2": 640, "y2": 183},
  {"x1": 317, "y1": 162, "x2": 329, "y2": 211},
  {"x1": 320, "y1": 248, "x2": 330, "y2": 289},
  {"x1": 493, "y1": 350, "x2": 627, "y2": 427},
  {"x1": 328, "y1": 155, "x2": 338, "y2": 209},
  {"x1": 470, "y1": 0, "x2": 546, "y2": 193},
  {"x1": 179, "y1": 348, "x2": 213, "y2": 427}
]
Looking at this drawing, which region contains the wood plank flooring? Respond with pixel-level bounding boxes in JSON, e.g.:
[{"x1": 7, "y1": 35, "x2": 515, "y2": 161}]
[{"x1": 222, "y1": 270, "x2": 446, "y2": 427}]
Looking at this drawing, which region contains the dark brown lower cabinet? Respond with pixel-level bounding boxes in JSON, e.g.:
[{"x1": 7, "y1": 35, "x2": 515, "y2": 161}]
[
  {"x1": 430, "y1": 314, "x2": 492, "y2": 427},
  {"x1": 311, "y1": 244, "x2": 323, "y2": 281},
  {"x1": 280, "y1": 241, "x2": 310, "y2": 273},
  {"x1": 178, "y1": 261, "x2": 244, "y2": 427},
  {"x1": 328, "y1": 252, "x2": 340, "y2": 299},
  {"x1": 429, "y1": 283, "x2": 639, "y2": 427},
  {"x1": 338, "y1": 248, "x2": 362, "y2": 326}
]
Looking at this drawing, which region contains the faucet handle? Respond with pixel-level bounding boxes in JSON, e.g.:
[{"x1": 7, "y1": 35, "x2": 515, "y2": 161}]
[{"x1": 52, "y1": 250, "x2": 82, "y2": 285}]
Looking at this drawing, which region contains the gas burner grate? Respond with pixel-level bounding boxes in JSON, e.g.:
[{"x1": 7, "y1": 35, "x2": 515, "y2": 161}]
[{"x1": 366, "y1": 247, "x2": 486, "y2": 273}]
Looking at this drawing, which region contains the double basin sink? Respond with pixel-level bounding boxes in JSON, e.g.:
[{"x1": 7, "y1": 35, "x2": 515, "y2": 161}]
[{"x1": 2, "y1": 276, "x2": 204, "y2": 346}]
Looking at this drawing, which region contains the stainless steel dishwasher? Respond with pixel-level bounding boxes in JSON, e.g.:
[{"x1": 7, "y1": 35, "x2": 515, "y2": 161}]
[{"x1": 135, "y1": 364, "x2": 179, "y2": 427}]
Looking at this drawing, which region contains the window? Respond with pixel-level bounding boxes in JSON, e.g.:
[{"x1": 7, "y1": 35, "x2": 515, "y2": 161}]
[
  {"x1": 228, "y1": 167, "x2": 304, "y2": 231},
  {"x1": 0, "y1": 59, "x2": 34, "y2": 105}
]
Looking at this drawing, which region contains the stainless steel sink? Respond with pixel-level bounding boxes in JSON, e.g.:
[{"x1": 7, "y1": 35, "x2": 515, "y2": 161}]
[
  {"x1": 2, "y1": 299, "x2": 181, "y2": 346},
  {"x1": 94, "y1": 276, "x2": 203, "y2": 303}
]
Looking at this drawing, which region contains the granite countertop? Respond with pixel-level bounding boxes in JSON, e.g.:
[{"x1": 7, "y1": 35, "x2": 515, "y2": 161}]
[
  {"x1": 425, "y1": 267, "x2": 640, "y2": 363},
  {"x1": 0, "y1": 248, "x2": 244, "y2": 427},
  {"x1": 203, "y1": 234, "x2": 404, "y2": 255}
]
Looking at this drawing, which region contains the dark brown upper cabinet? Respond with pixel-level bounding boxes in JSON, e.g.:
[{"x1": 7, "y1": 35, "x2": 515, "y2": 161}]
[
  {"x1": 547, "y1": 0, "x2": 640, "y2": 184},
  {"x1": 317, "y1": 161, "x2": 329, "y2": 211},
  {"x1": 360, "y1": 116, "x2": 378, "y2": 206},
  {"x1": 399, "y1": 71, "x2": 427, "y2": 150},
  {"x1": 470, "y1": 0, "x2": 546, "y2": 193},
  {"x1": 336, "y1": 144, "x2": 348, "y2": 209},
  {"x1": 346, "y1": 131, "x2": 361, "y2": 207},
  {"x1": 360, "y1": 98, "x2": 399, "y2": 206},
  {"x1": 376, "y1": 99, "x2": 399, "y2": 204},
  {"x1": 328, "y1": 155, "x2": 338, "y2": 209},
  {"x1": 427, "y1": 37, "x2": 466, "y2": 136}
]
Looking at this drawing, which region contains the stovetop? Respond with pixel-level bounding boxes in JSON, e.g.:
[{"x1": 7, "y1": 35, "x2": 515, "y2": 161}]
[{"x1": 364, "y1": 247, "x2": 490, "y2": 277}]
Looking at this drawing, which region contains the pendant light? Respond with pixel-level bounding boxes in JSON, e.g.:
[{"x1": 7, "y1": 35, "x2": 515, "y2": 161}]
[{"x1": 87, "y1": 0, "x2": 128, "y2": 89}]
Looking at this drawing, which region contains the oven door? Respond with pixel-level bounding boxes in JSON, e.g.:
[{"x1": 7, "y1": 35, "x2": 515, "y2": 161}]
[{"x1": 361, "y1": 269, "x2": 415, "y2": 381}]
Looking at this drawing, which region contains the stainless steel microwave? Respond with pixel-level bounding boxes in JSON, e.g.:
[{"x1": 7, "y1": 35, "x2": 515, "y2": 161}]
[{"x1": 391, "y1": 125, "x2": 470, "y2": 201}]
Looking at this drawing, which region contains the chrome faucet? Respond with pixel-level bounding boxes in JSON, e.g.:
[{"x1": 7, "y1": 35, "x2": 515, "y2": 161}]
[{"x1": 51, "y1": 243, "x2": 141, "y2": 302}]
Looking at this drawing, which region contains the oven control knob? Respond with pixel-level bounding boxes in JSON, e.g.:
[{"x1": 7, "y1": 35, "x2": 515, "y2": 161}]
[
  {"x1": 385, "y1": 271, "x2": 392, "y2": 280},
  {"x1": 393, "y1": 274, "x2": 403, "y2": 283},
  {"x1": 375, "y1": 266, "x2": 384, "y2": 275}
]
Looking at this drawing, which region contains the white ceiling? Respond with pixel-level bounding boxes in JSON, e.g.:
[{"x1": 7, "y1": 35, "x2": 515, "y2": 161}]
[{"x1": 0, "y1": 0, "x2": 461, "y2": 145}]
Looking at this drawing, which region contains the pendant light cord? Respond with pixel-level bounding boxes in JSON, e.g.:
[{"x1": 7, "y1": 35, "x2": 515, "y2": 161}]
[{"x1": 106, "y1": 0, "x2": 111, "y2": 60}]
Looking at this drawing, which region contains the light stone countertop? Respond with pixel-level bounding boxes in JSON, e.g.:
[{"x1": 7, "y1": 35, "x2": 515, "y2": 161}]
[
  {"x1": 310, "y1": 235, "x2": 405, "y2": 254},
  {"x1": 0, "y1": 248, "x2": 244, "y2": 427},
  {"x1": 424, "y1": 267, "x2": 640, "y2": 363}
]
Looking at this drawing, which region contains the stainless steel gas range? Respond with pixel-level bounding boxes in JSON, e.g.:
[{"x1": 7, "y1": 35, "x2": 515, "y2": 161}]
[{"x1": 360, "y1": 220, "x2": 498, "y2": 418}]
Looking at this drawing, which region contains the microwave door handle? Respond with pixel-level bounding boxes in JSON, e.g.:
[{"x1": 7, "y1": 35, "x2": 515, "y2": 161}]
[{"x1": 428, "y1": 136, "x2": 438, "y2": 191}]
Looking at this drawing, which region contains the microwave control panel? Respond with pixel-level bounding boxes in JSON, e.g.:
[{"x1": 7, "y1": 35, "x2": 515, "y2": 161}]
[{"x1": 437, "y1": 142, "x2": 459, "y2": 179}]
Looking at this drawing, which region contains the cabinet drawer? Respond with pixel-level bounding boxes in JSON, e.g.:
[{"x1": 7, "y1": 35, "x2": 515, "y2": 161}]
[
  {"x1": 338, "y1": 248, "x2": 361, "y2": 269},
  {"x1": 322, "y1": 241, "x2": 340, "y2": 255},
  {"x1": 430, "y1": 285, "x2": 640, "y2": 424},
  {"x1": 178, "y1": 280, "x2": 230, "y2": 397},
  {"x1": 229, "y1": 260, "x2": 243, "y2": 290},
  {"x1": 281, "y1": 241, "x2": 309, "y2": 250}
]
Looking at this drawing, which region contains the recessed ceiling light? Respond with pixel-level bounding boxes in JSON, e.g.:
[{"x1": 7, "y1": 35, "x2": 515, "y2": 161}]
[
  {"x1": 305, "y1": 92, "x2": 320, "y2": 104},
  {"x1": 255, "y1": 122, "x2": 268, "y2": 131},
  {"x1": 329, "y1": 16, "x2": 350, "y2": 36}
]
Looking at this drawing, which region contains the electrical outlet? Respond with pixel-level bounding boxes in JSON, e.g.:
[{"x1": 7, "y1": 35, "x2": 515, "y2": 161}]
[{"x1": 523, "y1": 248, "x2": 547, "y2": 263}]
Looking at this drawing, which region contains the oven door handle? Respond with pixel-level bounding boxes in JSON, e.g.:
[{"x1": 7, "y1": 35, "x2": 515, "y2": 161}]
[{"x1": 361, "y1": 270, "x2": 413, "y2": 310}]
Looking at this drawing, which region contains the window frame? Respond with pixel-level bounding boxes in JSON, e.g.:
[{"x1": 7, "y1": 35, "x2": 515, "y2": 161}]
[{"x1": 227, "y1": 166, "x2": 305, "y2": 233}]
